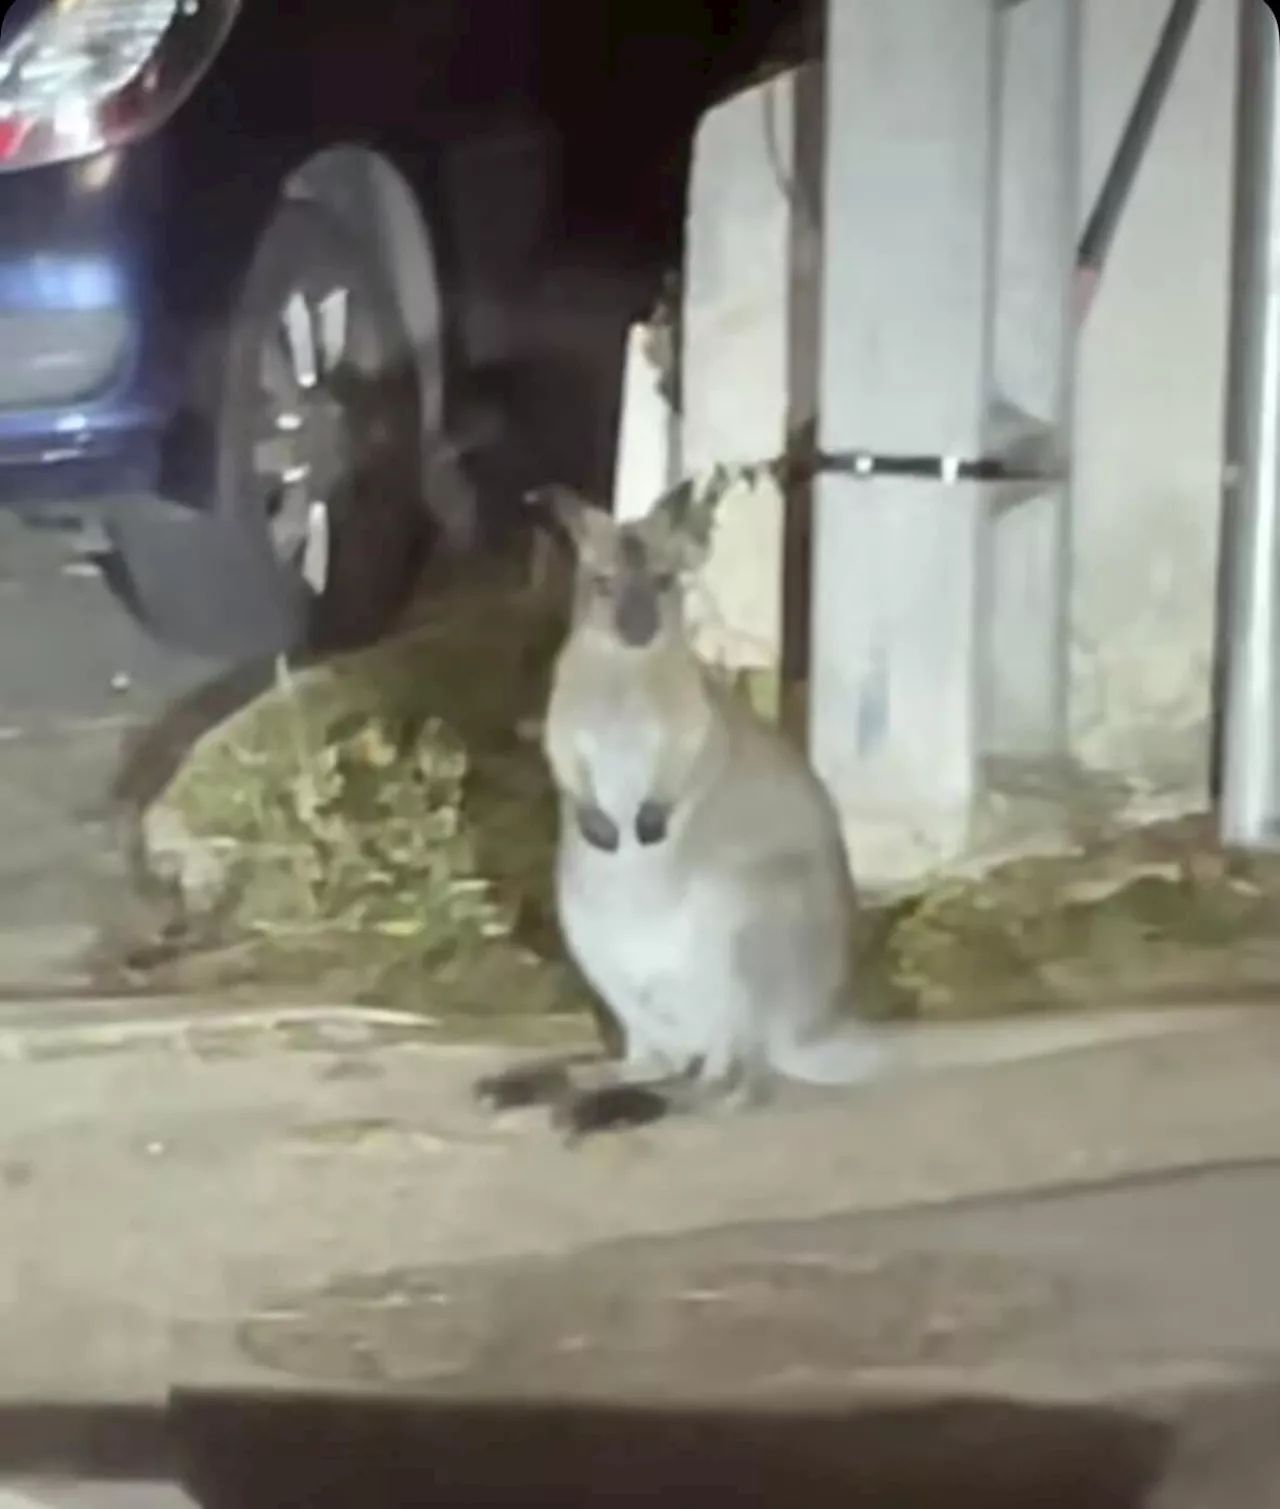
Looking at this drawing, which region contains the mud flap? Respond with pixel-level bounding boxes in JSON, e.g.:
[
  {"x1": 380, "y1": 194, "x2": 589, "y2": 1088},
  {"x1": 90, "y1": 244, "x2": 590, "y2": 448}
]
[{"x1": 100, "y1": 496, "x2": 309, "y2": 661}]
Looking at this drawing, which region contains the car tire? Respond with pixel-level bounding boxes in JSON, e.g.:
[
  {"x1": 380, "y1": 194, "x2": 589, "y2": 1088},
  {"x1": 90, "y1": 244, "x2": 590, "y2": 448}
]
[{"x1": 217, "y1": 197, "x2": 431, "y2": 655}]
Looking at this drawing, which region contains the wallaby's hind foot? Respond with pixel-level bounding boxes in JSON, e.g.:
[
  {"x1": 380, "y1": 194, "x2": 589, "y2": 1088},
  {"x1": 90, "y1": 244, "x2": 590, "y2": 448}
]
[
  {"x1": 473, "y1": 1054, "x2": 595, "y2": 1112},
  {"x1": 553, "y1": 1062, "x2": 768, "y2": 1143},
  {"x1": 476, "y1": 1050, "x2": 707, "y2": 1140},
  {"x1": 552, "y1": 1082, "x2": 675, "y2": 1142}
]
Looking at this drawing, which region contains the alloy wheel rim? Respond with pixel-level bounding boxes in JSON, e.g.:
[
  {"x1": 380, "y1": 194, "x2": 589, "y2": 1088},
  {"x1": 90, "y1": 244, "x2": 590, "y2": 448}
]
[{"x1": 251, "y1": 284, "x2": 357, "y2": 596}]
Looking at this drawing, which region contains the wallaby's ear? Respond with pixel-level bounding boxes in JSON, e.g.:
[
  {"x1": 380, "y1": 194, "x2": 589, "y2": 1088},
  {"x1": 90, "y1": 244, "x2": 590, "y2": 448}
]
[
  {"x1": 649, "y1": 476, "x2": 715, "y2": 569},
  {"x1": 650, "y1": 478, "x2": 697, "y2": 531},
  {"x1": 525, "y1": 485, "x2": 598, "y2": 552}
]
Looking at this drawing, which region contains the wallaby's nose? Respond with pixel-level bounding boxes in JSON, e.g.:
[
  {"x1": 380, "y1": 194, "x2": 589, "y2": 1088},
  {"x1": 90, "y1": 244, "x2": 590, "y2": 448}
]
[{"x1": 615, "y1": 582, "x2": 660, "y2": 647}]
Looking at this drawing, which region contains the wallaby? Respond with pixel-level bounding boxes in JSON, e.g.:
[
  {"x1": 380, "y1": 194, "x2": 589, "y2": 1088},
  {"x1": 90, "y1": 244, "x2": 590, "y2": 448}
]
[{"x1": 475, "y1": 480, "x2": 1173, "y2": 1138}]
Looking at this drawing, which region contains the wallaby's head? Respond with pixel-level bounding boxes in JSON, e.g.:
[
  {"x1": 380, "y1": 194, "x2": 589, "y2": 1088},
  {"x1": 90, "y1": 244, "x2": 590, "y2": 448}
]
[{"x1": 531, "y1": 480, "x2": 711, "y2": 651}]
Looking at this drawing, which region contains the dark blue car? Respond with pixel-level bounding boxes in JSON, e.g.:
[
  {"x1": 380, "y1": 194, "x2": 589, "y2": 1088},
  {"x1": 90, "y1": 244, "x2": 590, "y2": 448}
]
[{"x1": 0, "y1": 0, "x2": 803, "y2": 659}]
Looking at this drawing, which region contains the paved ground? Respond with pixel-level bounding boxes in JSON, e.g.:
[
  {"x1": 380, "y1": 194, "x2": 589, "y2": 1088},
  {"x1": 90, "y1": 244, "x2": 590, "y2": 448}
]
[
  {"x1": 0, "y1": 1001, "x2": 1272, "y2": 1403},
  {"x1": 0, "y1": 515, "x2": 228, "y2": 971},
  {"x1": 0, "y1": 1005, "x2": 1274, "y2": 1503}
]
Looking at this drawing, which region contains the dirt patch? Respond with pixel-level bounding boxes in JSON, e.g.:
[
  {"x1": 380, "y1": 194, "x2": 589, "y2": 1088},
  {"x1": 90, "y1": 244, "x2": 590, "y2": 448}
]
[{"x1": 875, "y1": 813, "x2": 1280, "y2": 1020}]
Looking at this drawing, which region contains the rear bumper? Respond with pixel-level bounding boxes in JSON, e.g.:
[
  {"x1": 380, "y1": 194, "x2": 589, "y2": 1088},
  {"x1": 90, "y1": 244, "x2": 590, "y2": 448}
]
[
  {"x1": 0, "y1": 416, "x2": 162, "y2": 524},
  {"x1": 0, "y1": 283, "x2": 156, "y2": 514},
  {"x1": 0, "y1": 306, "x2": 130, "y2": 411},
  {"x1": 0, "y1": 140, "x2": 303, "y2": 657},
  {"x1": 0, "y1": 136, "x2": 219, "y2": 524}
]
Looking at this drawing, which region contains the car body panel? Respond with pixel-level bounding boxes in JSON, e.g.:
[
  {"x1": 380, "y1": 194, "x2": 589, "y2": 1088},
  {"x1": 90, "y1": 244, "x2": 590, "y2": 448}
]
[
  {"x1": 0, "y1": 0, "x2": 554, "y2": 521},
  {"x1": 0, "y1": 0, "x2": 809, "y2": 654}
]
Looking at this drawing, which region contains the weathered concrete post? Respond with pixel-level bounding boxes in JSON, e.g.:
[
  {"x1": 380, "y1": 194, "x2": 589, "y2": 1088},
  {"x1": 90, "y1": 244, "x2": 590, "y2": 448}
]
[
  {"x1": 808, "y1": 0, "x2": 999, "y2": 885},
  {"x1": 808, "y1": 0, "x2": 1080, "y2": 886},
  {"x1": 982, "y1": 0, "x2": 1081, "y2": 762}
]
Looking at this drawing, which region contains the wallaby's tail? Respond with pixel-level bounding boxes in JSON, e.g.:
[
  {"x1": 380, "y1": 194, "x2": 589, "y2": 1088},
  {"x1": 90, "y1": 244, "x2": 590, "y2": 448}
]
[
  {"x1": 767, "y1": 1025, "x2": 898, "y2": 1086},
  {"x1": 770, "y1": 1010, "x2": 1215, "y2": 1087}
]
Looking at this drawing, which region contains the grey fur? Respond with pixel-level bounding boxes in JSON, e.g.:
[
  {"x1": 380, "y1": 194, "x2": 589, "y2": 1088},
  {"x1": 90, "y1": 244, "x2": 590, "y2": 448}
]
[
  {"x1": 479, "y1": 484, "x2": 1129, "y2": 1134},
  {"x1": 533, "y1": 482, "x2": 893, "y2": 1117}
]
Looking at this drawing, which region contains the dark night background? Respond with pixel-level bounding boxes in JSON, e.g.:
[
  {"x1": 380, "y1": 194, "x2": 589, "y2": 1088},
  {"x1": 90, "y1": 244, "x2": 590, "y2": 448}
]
[{"x1": 534, "y1": 0, "x2": 815, "y2": 255}]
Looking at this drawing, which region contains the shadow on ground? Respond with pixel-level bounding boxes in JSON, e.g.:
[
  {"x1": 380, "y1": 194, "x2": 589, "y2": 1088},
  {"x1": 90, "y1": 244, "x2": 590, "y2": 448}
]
[{"x1": 0, "y1": 1391, "x2": 1180, "y2": 1508}]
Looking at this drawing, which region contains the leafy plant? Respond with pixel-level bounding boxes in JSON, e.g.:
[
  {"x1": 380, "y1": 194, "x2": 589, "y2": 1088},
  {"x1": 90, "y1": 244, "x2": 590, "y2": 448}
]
[{"x1": 249, "y1": 710, "x2": 513, "y2": 960}]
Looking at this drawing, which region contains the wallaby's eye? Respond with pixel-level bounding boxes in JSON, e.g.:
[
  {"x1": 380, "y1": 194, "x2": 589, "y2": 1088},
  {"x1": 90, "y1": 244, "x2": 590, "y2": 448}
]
[{"x1": 651, "y1": 572, "x2": 677, "y2": 591}]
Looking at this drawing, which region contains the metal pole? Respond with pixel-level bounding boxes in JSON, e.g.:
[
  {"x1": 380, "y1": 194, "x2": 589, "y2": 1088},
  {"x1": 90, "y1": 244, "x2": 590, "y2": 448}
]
[
  {"x1": 1074, "y1": 0, "x2": 1202, "y2": 321},
  {"x1": 1217, "y1": 0, "x2": 1280, "y2": 848}
]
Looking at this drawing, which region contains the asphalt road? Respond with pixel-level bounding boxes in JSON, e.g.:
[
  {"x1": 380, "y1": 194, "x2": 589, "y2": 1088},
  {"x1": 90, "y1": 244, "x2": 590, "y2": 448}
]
[{"x1": 0, "y1": 513, "x2": 227, "y2": 962}]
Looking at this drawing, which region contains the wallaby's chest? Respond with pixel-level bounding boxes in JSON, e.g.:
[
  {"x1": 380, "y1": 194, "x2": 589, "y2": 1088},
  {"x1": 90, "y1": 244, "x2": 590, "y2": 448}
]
[
  {"x1": 557, "y1": 838, "x2": 700, "y2": 1032},
  {"x1": 571, "y1": 677, "x2": 670, "y2": 821}
]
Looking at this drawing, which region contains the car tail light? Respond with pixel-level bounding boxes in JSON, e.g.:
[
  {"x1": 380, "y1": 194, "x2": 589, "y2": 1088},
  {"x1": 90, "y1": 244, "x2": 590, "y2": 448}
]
[{"x1": 0, "y1": 0, "x2": 239, "y2": 172}]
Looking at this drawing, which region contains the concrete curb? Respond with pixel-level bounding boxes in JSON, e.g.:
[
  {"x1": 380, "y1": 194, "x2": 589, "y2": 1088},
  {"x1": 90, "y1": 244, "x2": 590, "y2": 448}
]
[
  {"x1": 0, "y1": 998, "x2": 444, "y2": 1060},
  {"x1": 0, "y1": 991, "x2": 1258, "y2": 1068}
]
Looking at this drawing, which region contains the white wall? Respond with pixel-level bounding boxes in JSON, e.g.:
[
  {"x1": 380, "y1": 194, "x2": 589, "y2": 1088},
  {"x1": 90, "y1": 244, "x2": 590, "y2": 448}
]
[
  {"x1": 1069, "y1": 0, "x2": 1237, "y2": 801},
  {"x1": 666, "y1": 0, "x2": 1240, "y2": 881},
  {"x1": 677, "y1": 69, "x2": 813, "y2": 675}
]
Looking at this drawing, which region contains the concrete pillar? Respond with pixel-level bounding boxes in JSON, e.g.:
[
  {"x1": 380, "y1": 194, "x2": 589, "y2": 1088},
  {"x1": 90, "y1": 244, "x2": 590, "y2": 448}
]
[
  {"x1": 612, "y1": 325, "x2": 676, "y2": 525},
  {"x1": 808, "y1": 0, "x2": 997, "y2": 885},
  {"x1": 981, "y1": 0, "x2": 1081, "y2": 761},
  {"x1": 678, "y1": 68, "x2": 821, "y2": 683}
]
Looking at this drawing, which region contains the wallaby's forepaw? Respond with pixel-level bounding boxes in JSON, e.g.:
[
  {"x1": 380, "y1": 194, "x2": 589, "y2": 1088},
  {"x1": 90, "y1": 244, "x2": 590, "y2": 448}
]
[
  {"x1": 474, "y1": 1061, "x2": 574, "y2": 1111},
  {"x1": 635, "y1": 799, "x2": 671, "y2": 846},
  {"x1": 552, "y1": 1084, "x2": 672, "y2": 1143},
  {"x1": 575, "y1": 802, "x2": 621, "y2": 852}
]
